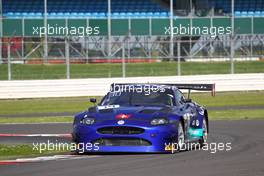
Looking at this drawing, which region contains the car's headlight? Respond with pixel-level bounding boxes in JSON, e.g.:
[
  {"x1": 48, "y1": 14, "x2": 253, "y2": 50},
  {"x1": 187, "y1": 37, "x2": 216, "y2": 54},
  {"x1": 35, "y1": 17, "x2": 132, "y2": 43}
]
[
  {"x1": 81, "y1": 117, "x2": 95, "y2": 125},
  {"x1": 151, "y1": 118, "x2": 169, "y2": 126}
]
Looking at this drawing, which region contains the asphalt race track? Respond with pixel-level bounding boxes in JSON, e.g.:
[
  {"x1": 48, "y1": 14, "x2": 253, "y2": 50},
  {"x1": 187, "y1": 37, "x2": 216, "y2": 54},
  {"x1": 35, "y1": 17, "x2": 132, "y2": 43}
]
[{"x1": 0, "y1": 120, "x2": 264, "y2": 176}]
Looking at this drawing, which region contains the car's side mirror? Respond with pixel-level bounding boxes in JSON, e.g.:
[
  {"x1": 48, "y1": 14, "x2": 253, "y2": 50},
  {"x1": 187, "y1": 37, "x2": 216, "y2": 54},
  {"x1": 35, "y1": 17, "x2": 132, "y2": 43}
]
[
  {"x1": 185, "y1": 99, "x2": 192, "y2": 103},
  {"x1": 90, "y1": 98, "x2": 97, "y2": 104}
]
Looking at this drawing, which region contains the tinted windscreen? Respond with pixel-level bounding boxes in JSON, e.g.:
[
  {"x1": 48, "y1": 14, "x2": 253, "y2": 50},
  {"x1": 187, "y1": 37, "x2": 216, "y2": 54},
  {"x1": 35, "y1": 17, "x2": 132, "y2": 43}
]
[{"x1": 100, "y1": 89, "x2": 174, "y2": 107}]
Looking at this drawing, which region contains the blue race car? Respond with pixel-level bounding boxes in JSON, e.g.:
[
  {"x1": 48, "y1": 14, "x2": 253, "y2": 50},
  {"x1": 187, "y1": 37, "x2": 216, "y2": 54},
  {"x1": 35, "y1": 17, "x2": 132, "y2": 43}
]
[{"x1": 72, "y1": 83, "x2": 215, "y2": 153}]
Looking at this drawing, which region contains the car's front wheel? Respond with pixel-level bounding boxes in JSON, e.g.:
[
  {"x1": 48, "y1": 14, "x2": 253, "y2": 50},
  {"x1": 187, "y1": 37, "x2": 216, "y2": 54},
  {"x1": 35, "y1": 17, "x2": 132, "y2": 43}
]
[{"x1": 175, "y1": 121, "x2": 185, "y2": 152}]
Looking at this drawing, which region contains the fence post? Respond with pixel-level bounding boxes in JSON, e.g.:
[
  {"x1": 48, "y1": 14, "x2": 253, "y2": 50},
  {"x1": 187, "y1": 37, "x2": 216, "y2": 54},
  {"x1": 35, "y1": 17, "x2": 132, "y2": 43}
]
[
  {"x1": 65, "y1": 38, "x2": 70, "y2": 79},
  {"x1": 44, "y1": 0, "x2": 48, "y2": 64},
  {"x1": 122, "y1": 43, "x2": 126, "y2": 78},
  {"x1": 7, "y1": 41, "x2": 11, "y2": 80},
  {"x1": 107, "y1": 0, "x2": 111, "y2": 62},
  {"x1": 177, "y1": 40, "x2": 181, "y2": 76},
  {"x1": 169, "y1": 0, "x2": 174, "y2": 61},
  {"x1": 22, "y1": 18, "x2": 25, "y2": 62},
  {"x1": 0, "y1": 0, "x2": 2, "y2": 64},
  {"x1": 230, "y1": 0, "x2": 235, "y2": 74}
]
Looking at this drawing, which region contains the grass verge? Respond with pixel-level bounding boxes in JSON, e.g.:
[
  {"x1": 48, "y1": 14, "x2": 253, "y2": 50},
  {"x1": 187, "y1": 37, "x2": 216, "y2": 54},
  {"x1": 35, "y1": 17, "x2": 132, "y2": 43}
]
[
  {"x1": 192, "y1": 91, "x2": 264, "y2": 107},
  {"x1": 0, "y1": 97, "x2": 95, "y2": 115},
  {"x1": 0, "y1": 91, "x2": 263, "y2": 116},
  {"x1": 0, "y1": 91, "x2": 263, "y2": 123},
  {"x1": 0, "y1": 116, "x2": 72, "y2": 124},
  {"x1": 209, "y1": 109, "x2": 264, "y2": 120},
  {"x1": 0, "y1": 109, "x2": 263, "y2": 124},
  {"x1": 0, "y1": 61, "x2": 263, "y2": 80},
  {"x1": 0, "y1": 144, "x2": 70, "y2": 160}
]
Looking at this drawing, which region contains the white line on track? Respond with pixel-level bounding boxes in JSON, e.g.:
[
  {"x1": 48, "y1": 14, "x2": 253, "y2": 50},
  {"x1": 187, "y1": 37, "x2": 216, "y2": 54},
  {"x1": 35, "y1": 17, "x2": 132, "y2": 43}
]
[
  {"x1": 0, "y1": 133, "x2": 72, "y2": 138},
  {"x1": 0, "y1": 155, "x2": 100, "y2": 165},
  {"x1": 0, "y1": 122, "x2": 72, "y2": 125}
]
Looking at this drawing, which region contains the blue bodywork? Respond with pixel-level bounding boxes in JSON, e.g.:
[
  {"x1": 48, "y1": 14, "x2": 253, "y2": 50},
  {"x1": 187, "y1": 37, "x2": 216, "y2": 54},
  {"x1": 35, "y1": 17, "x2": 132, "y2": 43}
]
[{"x1": 72, "y1": 84, "x2": 209, "y2": 153}]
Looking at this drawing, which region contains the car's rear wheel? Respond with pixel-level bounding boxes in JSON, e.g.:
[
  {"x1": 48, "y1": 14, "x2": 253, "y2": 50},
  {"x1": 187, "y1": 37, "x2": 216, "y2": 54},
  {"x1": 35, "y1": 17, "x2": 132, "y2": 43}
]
[{"x1": 199, "y1": 118, "x2": 208, "y2": 145}]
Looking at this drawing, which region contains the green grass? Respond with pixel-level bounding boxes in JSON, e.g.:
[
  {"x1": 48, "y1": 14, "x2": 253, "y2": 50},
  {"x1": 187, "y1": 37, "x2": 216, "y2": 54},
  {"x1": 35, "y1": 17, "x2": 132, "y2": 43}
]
[
  {"x1": 0, "y1": 97, "x2": 97, "y2": 115},
  {"x1": 209, "y1": 109, "x2": 264, "y2": 120},
  {"x1": 0, "y1": 144, "x2": 70, "y2": 160},
  {"x1": 0, "y1": 116, "x2": 73, "y2": 124},
  {"x1": 191, "y1": 91, "x2": 264, "y2": 107},
  {"x1": 0, "y1": 110, "x2": 263, "y2": 124},
  {"x1": 0, "y1": 91, "x2": 263, "y2": 123},
  {"x1": 0, "y1": 91, "x2": 263, "y2": 116},
  {"x1": 0, "y1": 61, "x2": 263, "y2": 80}
]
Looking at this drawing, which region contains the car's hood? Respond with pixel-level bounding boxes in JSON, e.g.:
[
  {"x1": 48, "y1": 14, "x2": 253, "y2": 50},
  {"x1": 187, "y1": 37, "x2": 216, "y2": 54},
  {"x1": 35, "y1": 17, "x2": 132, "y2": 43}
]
[{"x1": 85, "y1": 105, "x2": 174, "y2": 122}]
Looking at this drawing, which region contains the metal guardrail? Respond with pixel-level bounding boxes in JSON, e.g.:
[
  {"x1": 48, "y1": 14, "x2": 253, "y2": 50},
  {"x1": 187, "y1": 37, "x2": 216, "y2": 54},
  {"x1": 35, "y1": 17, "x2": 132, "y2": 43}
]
[{"x1": 0, "y1": 73, "x2": 263, "y2": 99}]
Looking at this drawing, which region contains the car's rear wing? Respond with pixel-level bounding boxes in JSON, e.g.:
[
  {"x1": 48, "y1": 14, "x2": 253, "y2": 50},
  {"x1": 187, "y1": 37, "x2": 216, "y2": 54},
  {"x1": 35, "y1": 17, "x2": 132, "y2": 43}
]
[
  {"x1": 110, "y1": 83, "x2": 215, "y2": 98},
  {"x1": 167, "y1": 83, "x2": 216, "y2": 98}
]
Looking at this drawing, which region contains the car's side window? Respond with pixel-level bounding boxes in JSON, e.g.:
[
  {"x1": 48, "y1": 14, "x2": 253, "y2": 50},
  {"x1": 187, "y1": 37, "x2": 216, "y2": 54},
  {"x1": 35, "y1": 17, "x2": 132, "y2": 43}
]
[
  {"x1": 175, "y1": 89, "x2": 184, "y2": 106},
  {"x1": 166, "y1": 93, "x2": 175, "y2": 106}
]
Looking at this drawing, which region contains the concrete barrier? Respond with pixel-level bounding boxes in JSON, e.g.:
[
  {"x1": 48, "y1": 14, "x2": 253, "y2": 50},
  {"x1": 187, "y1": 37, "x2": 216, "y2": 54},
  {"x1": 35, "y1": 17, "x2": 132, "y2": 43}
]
[{"x1": 0, "y1": 73, "x2": 263, "y2": 99}]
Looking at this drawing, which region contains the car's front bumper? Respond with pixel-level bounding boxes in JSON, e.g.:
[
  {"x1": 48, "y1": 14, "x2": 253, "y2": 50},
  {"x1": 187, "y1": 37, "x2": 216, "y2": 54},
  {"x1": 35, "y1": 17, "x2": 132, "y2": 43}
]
[{"x1": 72, "y1": 124, "x2": 178, "y2": 153}]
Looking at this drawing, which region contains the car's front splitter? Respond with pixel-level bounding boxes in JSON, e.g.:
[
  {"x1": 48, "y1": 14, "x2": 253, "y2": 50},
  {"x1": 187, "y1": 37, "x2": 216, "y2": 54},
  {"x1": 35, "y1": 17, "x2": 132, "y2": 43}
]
[{"x1": 73, "y1": 124, "x2": 178, "y2": 153}]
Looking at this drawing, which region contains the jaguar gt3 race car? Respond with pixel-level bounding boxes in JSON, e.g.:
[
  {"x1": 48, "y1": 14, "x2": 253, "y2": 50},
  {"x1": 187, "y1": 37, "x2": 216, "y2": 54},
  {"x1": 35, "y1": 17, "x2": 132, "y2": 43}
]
[{"x1": 72, "y1": 83, "x2": 215, "y2": 153}]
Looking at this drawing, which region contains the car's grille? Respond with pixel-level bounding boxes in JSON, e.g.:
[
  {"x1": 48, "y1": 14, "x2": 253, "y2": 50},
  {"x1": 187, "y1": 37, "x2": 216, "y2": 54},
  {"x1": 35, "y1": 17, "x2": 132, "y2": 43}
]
[
  {"x1": 97, "y1": 126, "x2": 145, "y2": 135},
  {"x1": 93, "y1": 138, "x2": 152, "y2": 146}
]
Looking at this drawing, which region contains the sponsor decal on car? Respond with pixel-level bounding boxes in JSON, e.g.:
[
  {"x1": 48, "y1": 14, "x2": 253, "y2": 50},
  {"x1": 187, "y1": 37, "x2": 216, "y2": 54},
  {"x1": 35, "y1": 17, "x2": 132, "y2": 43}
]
[
  {"x1": 117, "y1": 120, "x2": 125, "y2": 125},
  {"x1": 97, "y1": 105, "x2": 120, "y2": 110}
]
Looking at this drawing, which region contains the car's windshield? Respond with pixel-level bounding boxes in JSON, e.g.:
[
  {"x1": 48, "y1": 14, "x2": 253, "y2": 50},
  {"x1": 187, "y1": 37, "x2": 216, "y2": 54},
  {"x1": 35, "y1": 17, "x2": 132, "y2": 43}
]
[{"x1": 100, "y1": 89, "x2": 175, "y2": 107}]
